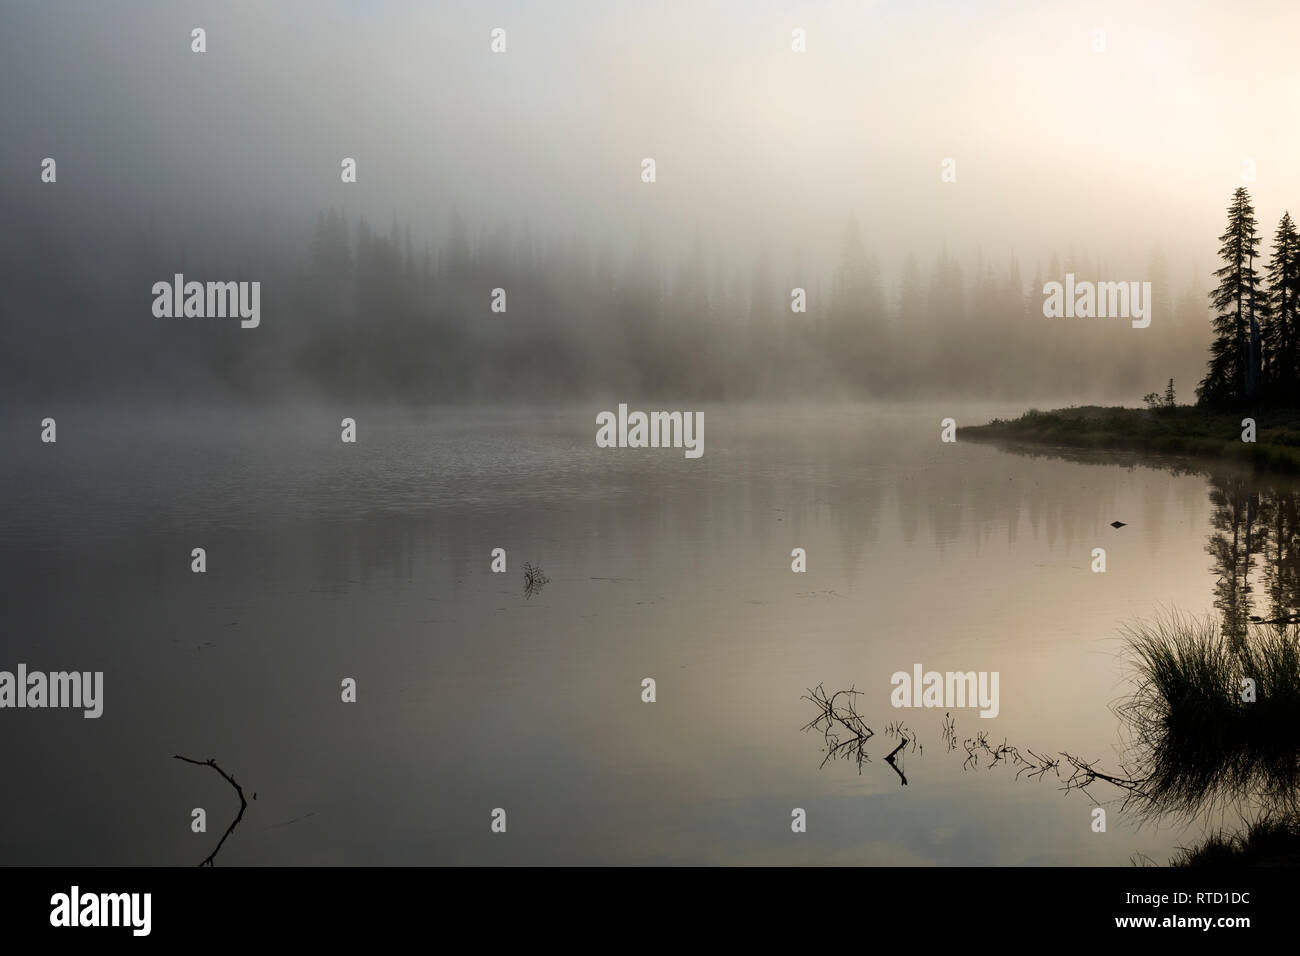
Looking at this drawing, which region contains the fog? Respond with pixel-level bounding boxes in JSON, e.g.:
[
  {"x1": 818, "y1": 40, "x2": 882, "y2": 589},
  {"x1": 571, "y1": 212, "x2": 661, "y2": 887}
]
[{"x1": 3, "y1": 0, "x2": 1298, "y2": 403}]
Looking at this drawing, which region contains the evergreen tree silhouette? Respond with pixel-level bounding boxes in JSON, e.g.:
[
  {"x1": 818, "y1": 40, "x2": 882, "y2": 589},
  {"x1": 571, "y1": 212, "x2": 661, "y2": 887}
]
[
  {"x1": 1199, "y1": 188, "x2": 1266, "y2": 406},
  {"x1": 1263, "y1": 212, "x2": 1300, "y2": 402}
]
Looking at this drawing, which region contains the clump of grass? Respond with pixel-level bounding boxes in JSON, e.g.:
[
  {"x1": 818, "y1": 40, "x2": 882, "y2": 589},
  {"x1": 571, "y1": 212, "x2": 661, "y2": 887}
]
[
  {"x1": 1116, "y1": 611, "x2": 1300, "y2": 819},
  {"x1": 1170, "y1": 814, "x2": 1300, "y2": 866}
]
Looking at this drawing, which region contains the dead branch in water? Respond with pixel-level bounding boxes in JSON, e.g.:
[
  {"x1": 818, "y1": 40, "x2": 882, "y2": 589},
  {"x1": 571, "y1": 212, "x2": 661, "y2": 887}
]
[
  {"x1": 801, "y1": 683, "x2": 874, "y2": 773},
  {"x1": 523, "y1": 562, "x2": 550, "y2": 598},
  {"x1": 803, "y1": 690, "x2": 1148, "y2": 804},
  {"x1": 1059, "y1": 752, "x2": 1148, "y2": 806},
  {"x1": 884, "y1": 733, "x2": 911, "y2": 786},
  {"x1": 957, "y1": 725, "x2": 1145, "y2": 805},
  {"x1": 941, "y1": 711, "x2": 957, "y2": 752},
  {"x1": 174, "y1": 755, "x2": 249, "y2": 867}
]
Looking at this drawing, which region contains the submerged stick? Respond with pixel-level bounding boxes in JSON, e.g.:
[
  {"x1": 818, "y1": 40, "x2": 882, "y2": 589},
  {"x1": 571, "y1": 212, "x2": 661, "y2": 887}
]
[
  {"x1": 174, "y1": 754, "x2": 249, "y2": 867},
  {"x1": 884, "y1": 737, "x2": 909, "y2": 786}
]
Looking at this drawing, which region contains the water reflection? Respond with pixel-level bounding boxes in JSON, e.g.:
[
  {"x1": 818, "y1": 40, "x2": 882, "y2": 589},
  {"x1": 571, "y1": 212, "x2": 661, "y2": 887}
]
[
  {"x1": 6, "y1": 406, "x2": 1298, "y2": 865},
  {"x1": 1206, "y1": 472, "x2": 1300, "y2": 634},
  {"x1": 806, "y1": 447, "x2": 1300, "y2": 865},
  {"x1": 1208, "y1": 475, "x2": 1261, "y2": 644}
]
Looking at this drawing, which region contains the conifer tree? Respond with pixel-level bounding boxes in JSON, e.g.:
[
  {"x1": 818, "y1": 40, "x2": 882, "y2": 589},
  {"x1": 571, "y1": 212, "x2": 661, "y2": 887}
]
[
  {"x1": 1198, "y1": 188, "x2": 1266, "y2": 406},
  {"x1": 1263, "y1": 212, "x2": 1300, "y2": 402}
]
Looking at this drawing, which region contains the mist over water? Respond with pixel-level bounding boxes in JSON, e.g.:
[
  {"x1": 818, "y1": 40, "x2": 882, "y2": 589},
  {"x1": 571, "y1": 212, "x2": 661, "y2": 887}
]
[
  {"x1": 0, "y1": 404, "x2": 1277, "y2": 863},
  {"x1": 4, "y1": 1, "x2": 1300, "y2": 869}
]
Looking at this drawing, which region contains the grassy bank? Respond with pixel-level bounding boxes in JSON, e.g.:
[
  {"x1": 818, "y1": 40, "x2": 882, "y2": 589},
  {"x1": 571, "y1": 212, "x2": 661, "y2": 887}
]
[{"x1": 961, "y1": 405, "x2": 1300, "y2": 474}]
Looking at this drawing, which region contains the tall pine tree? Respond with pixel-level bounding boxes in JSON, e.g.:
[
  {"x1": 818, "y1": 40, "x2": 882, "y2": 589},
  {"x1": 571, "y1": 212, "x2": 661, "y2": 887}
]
[
  {"x1": 1199, "y1": 188, "x2": 1266, "y2": 406},
  {"x1": 1263, "y1": 212, "x2": 1300, "y2": 402}
]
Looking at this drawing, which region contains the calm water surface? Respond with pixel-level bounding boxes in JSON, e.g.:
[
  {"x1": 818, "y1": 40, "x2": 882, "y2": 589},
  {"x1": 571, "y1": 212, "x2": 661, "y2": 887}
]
[{"x1": 0, "y1": 403, "x2": 1274, "y2": 864}]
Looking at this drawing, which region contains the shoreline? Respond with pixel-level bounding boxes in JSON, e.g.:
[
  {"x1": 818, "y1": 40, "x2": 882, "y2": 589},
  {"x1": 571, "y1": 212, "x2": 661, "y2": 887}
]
[{"x1": 961, "y1": 405, "x2": 1300, "y2": 475}]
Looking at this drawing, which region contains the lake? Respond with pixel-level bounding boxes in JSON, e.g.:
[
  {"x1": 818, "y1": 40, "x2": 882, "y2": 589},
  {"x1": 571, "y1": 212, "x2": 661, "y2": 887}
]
[{"x1": 0, "y1": 403, "x2": 1284, "y2": 864}]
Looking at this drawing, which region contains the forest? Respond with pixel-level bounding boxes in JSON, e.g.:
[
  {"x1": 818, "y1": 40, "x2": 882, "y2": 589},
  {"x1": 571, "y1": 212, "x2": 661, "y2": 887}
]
[{"x1": 1, "y1": 199, "x2": 1221, "y2": 405}]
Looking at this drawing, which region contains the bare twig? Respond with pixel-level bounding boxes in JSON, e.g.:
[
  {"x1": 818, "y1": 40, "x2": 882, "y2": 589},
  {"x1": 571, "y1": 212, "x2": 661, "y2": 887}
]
[
  {"x1": 523, "y1": 562, "x2": 549, "y2": 598},
  {"x1": 801, "y1": 683, "x2": 875, "y2": 773},
  {"x1": 804, "y1": 692, "x2": 1148, "y2": 812},
  {"x1": 884, "y1": 735, "x2": 909, "y2": 786},
  {"x1": 174, "y1": 755, "x2": 249, "y2": 867}
]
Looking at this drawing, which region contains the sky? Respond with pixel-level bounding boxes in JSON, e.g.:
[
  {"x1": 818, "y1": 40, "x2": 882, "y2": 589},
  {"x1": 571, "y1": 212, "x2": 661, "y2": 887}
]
[{"x1": 3, "y1": 0, "x2": 1299, "y2": 284}]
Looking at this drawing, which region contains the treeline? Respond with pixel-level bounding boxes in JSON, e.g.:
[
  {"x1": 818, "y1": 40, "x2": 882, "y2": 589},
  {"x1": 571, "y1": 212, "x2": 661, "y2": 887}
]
[
  {"x1": 0, "y1": 203, "x2": 1215, "y2": 403},
  {"x1": 272, "y1": 208, "x2": 1213, "y2": 403},
  {"x1": 1199, "y1": 188, "x2": 1300, "y2": 408}
]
